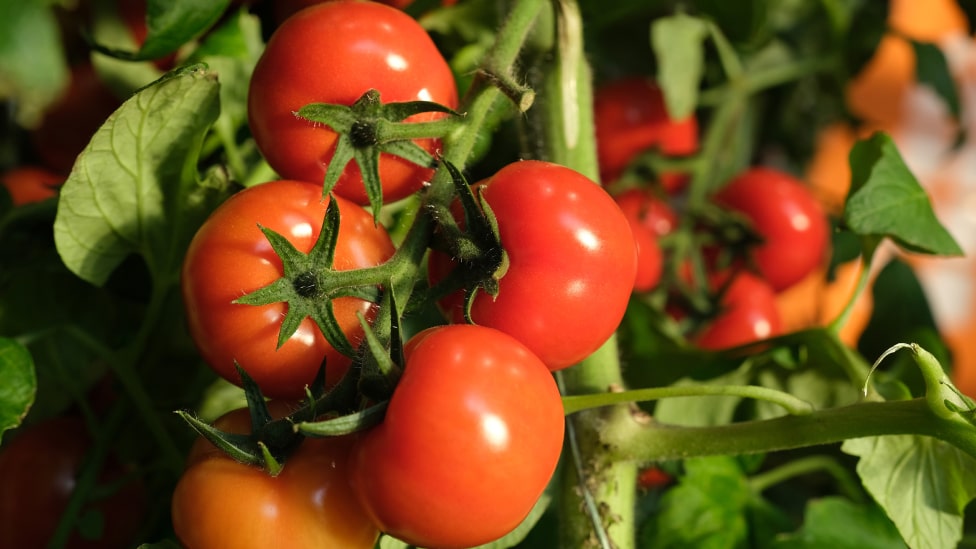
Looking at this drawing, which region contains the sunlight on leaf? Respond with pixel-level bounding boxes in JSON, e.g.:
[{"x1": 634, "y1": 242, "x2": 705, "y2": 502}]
[
  {"x1": 842, "y1": 435, "x2": 976, "y2": 549},
  {"x1": 53, "y1": 65, "x2": 224, "y2": 286}
]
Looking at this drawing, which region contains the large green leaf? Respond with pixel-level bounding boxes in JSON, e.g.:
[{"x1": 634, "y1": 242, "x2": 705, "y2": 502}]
[
  {"x1": 844, "y1": 132, "x2": 962, "y2": 256},
  {"x1": 0, "y1": 338, "x2": 35, "y2": 441},
  {"x1": 0, "y1": 0, "x2": 69, "y2": 127},
  {"x1": 842, "y1": 435, "x2": 976, "y2": 549},
  {"x1": 770, "y1": 497, "x2": 905, "y2": 548},
  {"x1": 53, "y1": 65, "x2": 226, "y2": 287}
]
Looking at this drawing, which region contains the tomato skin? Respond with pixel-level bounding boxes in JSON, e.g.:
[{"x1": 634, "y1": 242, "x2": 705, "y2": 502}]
[
  {"x1": 248, "y1": 0, "x2": 458, "y2": 205},
  {"x1": 180, "y1": 180, "x2": 395, "y2": 399},
  {"x1": 351, "y1": 325, "x2": 565, "y2": 549},
  {"x1": 593, "y1": 77, "x2": 698, "y2": 190},
  {"x1": 172, "y1": 408, "x2": 378, "y2": 549},
  {"x1": 29, "y1": 63, "x2": 121, "y2": 175},
  {"x1": 694, "y1": 272, "x2": 783, "y2": 350},
  {"x1": 427, "y1": 160, "x2": 638, "y2": 370},
  {"x1": 614, "y1": 188, "x2": 679, "y2": 292},
  {"x1": 1, "y1": 166, "x2": 64, "y2": 205},
  {"x1": 713, "y1": 167, "x2": 830, "y2": 292},
  {"x1": 0, "y1": 417, "x2": 148, "y2": 549}
]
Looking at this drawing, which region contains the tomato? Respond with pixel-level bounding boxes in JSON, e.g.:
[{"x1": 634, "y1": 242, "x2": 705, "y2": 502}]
[
  {"x1": 0, "y1": 417, "x2": 147, "y2": 549},
  {"x1": 28, "y1": 63, "x2": 121, "y2": 175},
  {"x1": 713, "y1": 167, "x2": 830, "y2": 292},
  {"x1": 248, "y1": 0, "x2": 458, "y2": 205},
  {"x1": 172, "y1": 407, "x2": 378, "y2": 549},
  {"x1": 1, "y1": 165, "x2": 64, "y2": 206},
  {"x1": 614, "y1": 188, "x2": 680, "y2": 292},
  {"x1": 427, "y1": 160, "x2": 638, "y2": 370},
  {"x1": 694, "y1": 271, "x2": 783, "y2": 350},
  {"x1": 273, "y1": 0, "x2": 459, "y2": 23},
  {"x1": 593, "y1": 77, "x2": 698, "y2": 191},
  {"x1": 351, "y1": 324, "x2": 565, "y2": 549},
  {"x1": 181, "y1": 180, "x2": 396, "y2": 399}
]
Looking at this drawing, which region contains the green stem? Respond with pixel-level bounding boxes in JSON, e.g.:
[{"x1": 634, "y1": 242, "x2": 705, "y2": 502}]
[
  {"x1": 604, "y1": 398, "x2": 976, "y2": 462},
  {"x1": 748, "y1": 454, "x2": 866, "y2": 503},
  {"x1": 562, "y1": 384, "x2": 814, "y2": 416}
]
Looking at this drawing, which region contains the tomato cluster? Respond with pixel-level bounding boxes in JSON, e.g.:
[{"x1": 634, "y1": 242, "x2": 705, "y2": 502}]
[
  {"x1": 170, "y1": 1, "x2": 642, "y2": 547},
  {"x1": 594, "y1": 77, "x2": 830, "y2": 351}
]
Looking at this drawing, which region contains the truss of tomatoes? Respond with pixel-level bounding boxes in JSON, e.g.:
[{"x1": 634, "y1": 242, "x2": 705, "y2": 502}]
[
  {"x1": 591, "y1": 75, "x2": 830, "y2": 351},
  {"x1": 175, "y1": 1, "x2": 643, "y2": 547}
]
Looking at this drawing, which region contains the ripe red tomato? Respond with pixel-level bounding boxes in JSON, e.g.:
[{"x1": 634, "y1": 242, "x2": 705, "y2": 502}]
[
  {"x1": 351, "y1": 324, "x2": 565, "y2": 549},
  {"x1": 248, "y1": 0, "x2": 458, "y2": 205},
  {"x1": 593, "y1": 77, "x2": 698, "y2": 191},
  {"x1": 181, "y1": 180, "x2": 396, "y2": 399},
  {"x1": 0, "y1": 417, "x2": 148, "y2": 549},
  {"x1": 172, "y1": 407, "x2": 378, "y2": 549},
  {"x1": 694, "y1": 271, "x2": 783, "y2": 350},
  {"x1": 427, "y1": 160, "x2": 638, "y2": 370},
  {"x1": 1, "y1": 166, "x2": 64, "y2": 205},
  {"x1": 28, "y1": 63, "x2": 121, "y2": 175},
  {"x1": 713, "y1": 167, "x2": 830, "y2": 292},
  {"x1": 614, "y1": 188, "x2": 680, "y2": 292}
]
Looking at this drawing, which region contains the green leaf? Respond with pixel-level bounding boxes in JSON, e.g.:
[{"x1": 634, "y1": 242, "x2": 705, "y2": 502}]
[
  {"x1": 770, "y1": 497, "x2": 905, "y2": 548},
  {"x1": 841, "y1": 435, "x2": 976, "y2": 549},
  {"x1": 844, "y1": 132, "x2": 963, "y2": 256},
  {"x1": 53, "y1": 65, "x2": 225, "y2": 287},
  {"x1": 911, "y1": 41, "x2": 960, "y2": 119},
  {"x1": 140, "y1": 0, "x2": 232, "y2": 59},
  {"x1": 651, "y1": 14, "x2": 708, "y2": 120},
  {"x1": 0, "y1": 0, "x2": 69, "y2": 126},
  {"x1": 0, "y1": 338, "x2": 35, "y2": 440},
  {"x1": 95, "y1": 0, "x2": 232, "y2": 61},
  {"x1": 640, "y1": 456, "x2": 791, "y2": 548}
]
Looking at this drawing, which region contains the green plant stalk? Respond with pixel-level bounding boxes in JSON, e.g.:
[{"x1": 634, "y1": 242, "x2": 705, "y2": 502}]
[
  {"x1": 364, "y1": 0, "x2": 548, "y2": 344},
  {"x1": 602, "y1": 398, "x2": 976, "y2": 461},
  {"x1": 748, "y1": 454, "x2": 866, "y2": 503},
  {"x1": 516, "y1": 0, "x2": 640, "y2": 546}
]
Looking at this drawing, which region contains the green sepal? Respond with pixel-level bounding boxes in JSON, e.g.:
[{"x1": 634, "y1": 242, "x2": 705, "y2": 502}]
[
  {"x1": 175, "y1": 410, "x2": 262, "y2": 466},
  {"x1": 233, "y1": 199, "x2": 360, "y2": 358},
  {"x1": 297, "y1": 401, "x2": 389, "y2": 438},
  {"x1": 295, "y1": 89, "x2": 459, "y2": 223}
]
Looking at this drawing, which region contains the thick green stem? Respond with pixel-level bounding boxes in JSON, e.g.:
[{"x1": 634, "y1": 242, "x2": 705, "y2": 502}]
[{"x1": 603, "y1": 398, "x2": 976, "y2": 462}]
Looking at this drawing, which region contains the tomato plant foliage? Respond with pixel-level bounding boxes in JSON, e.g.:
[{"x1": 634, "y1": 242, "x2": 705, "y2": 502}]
[{"x1": 3, "y1": 0, "x2": 976, "y2": 548}]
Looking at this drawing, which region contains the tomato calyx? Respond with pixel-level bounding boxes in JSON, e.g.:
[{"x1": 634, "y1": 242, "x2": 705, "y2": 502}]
[
  {"x1": 295, "y1": 89, "x2": 461, "y2": 221},
  {"x1": 234, "y1": 198, "x2": 385, "y2": 358},
  {"x1": 427, "y1": 161, "x2": 509, "y2": 322}
]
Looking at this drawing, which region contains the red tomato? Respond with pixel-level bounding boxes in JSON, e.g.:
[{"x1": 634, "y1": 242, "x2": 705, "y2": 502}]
[
  {"x1": 614, "y1": 188, "x2": 680, "y2": 292},
  {"x1": 694, "y1": 271, "x2": 783, "y2": 350},
  {"x1": 1, "y1": 166, "x2": 64, "y2": 205},
  {"x1": 713, "y1": 167, "x2": 830, "y2": 292},
  {"x1": 351, "y1": 324, "x2": 565, "y2": 549},
  {"x1": 181, "y1": 180, "x2": 396, "y2": 399},
  {"x1": 248, "y1": 0, "x2": 458, "y2": 205},
  {"x1": 427, "y1": 160, "x2": 638, "y2": 370},
  {"x1": 28, "y1": 63, "x2": 121, "y2": 175},
  {"x1": 172, "y1": 408, "x2": 378, "y2": 549},
  {"x1": 0, "y1": 417, "x2": 148, "y2": 549},
  {"x1": 593, "y1": 77, "x2": 698, "y2": 191}
]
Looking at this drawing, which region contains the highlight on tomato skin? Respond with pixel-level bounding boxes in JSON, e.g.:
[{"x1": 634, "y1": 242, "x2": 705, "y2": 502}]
[
  {"x1": 712, "y1": 167, "x2": 830, "y2": 293},
  {"x1": 426, "y1": 160, "x2": 639, "y2": 370},
  {"x1": 350, "y1": 324, "x2": 565, "y2": 549},
  {"x1": 247, "y1": 0, "x2": 459, "y2": 206},
  {"x1": 171, "y1": 407, "x2": 379, "y2": 549},
  {"x1": 180, "y1": 179, "x2": 396, "y2": 400},
  {"x1": 692, "y1": 271, "x2": 784, "y2": 351}
]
